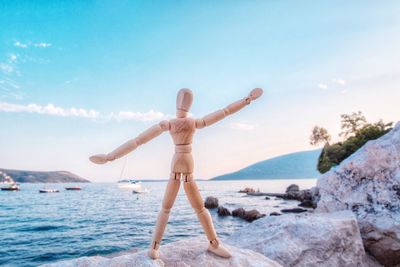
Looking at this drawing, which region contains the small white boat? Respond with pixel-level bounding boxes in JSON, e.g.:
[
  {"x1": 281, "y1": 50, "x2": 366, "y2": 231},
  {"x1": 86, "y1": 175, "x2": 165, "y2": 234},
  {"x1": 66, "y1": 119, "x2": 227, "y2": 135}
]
[
  {"x1": 118, "y1": 180, "x2": 142, "y2": 190},
  {"x1": 39, "y1": 188, "x2": 60, "y2": 193}
]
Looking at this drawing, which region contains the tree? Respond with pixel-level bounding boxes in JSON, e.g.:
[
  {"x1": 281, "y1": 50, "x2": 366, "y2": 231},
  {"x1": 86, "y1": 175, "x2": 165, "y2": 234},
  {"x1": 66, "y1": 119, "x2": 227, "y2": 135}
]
[
  {"x1": 310, "y1": 126, "x2": 331, "y2": 146},
  {"x1": 311, "y1": 112, "x2": 393, "y2": 174},
  {"x1": 339, "y1": 111, "x2": 367, "y2": 138}
]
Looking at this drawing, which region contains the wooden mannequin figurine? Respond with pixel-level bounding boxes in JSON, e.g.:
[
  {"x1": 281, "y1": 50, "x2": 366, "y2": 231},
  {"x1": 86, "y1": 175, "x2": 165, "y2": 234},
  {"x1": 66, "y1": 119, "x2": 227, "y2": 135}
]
[{"x1": 90, "y1": 88, "x2": 263, "y2": 259}]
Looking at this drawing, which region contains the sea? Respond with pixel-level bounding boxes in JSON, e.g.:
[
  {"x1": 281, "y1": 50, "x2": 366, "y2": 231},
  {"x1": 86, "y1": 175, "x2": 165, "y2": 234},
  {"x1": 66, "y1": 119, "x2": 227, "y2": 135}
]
[{"x1": 0, "y1": 179, "x2": 316, "y2": 267}]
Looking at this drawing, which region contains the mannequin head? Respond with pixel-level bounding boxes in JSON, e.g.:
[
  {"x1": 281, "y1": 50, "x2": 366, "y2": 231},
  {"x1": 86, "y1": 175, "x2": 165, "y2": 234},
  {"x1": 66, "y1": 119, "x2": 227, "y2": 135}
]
[{"x1": 176, "y1": 88, "x2": 193, "y2": 118}]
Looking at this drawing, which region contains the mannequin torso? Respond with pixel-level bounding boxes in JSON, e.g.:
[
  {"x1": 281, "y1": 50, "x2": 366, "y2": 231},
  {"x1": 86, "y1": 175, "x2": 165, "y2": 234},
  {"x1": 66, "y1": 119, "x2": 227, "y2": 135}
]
[{"x1": 169, "y1": 117, "x2": 195, "y2": 174}]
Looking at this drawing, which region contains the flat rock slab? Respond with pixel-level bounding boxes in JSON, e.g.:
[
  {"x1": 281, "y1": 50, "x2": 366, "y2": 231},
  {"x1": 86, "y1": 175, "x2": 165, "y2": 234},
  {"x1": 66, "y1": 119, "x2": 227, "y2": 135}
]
[
  {"x1": 226, "y1": 211, "x2": 376, "y2": 267},
  {"x1": 41, "y1": 237, "x2": 282, "y2": 267}
]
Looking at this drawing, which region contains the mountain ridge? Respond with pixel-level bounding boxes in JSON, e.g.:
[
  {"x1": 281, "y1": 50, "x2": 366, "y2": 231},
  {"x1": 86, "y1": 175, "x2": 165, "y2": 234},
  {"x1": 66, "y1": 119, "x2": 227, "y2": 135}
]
[
  {"x1": 212, "y1": 149, "x2": 321, "y2": 180},
  {"x1": 0, "y1": 168, "x2": 91, "y2": 183}
]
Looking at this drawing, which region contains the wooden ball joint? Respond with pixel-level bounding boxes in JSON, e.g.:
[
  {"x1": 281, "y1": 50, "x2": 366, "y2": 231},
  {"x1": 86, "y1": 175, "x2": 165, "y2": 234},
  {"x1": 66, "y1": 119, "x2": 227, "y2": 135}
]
[{"x1": 90, "y1": 88, "x2": 263, "y2": 259}]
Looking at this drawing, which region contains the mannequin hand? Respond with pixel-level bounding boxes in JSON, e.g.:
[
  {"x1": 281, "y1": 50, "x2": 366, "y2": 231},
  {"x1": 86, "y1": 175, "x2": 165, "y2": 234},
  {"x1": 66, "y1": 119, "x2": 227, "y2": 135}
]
[
  {"x1": 89, "y1": 154, "x2": 112, "y2": 164},
  {"x1": 249, "y1": 88, "x2": 263, "y2": 101}
]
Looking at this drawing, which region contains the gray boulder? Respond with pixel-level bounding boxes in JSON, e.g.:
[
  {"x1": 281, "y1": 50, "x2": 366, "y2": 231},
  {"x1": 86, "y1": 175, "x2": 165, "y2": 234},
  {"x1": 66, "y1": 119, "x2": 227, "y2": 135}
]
[
  {"x1": 317, "y1": 122, "x2": 400, "y2": 266},
  {"x1": 204, "y1": 196, "x2": 219, "y2": 209},
  {"x1": 232, "y1": 208, "x2": 265, "y2": 222},
  {"x1": 217, "y1": 206, "x2": 231, "y2": 216},
  {"x1": 285, "y1": 184, "x2": 300, "y2": 193}
]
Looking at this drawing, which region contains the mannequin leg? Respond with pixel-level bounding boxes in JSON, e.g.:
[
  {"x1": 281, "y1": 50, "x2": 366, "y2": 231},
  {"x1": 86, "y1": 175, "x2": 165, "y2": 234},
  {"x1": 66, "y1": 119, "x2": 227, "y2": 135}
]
[
  {"x1": 148, "y1": 173, "x2": 181, "y2": 259},
  {"x1": 183, "y1": 174, "x2": 231, "y2": 258}
]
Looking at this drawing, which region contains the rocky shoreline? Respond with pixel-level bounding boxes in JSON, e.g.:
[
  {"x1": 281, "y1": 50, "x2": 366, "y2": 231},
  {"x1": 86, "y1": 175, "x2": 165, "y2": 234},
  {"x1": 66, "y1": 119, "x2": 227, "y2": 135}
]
[
  {"x1": 42, "y1": 122, "x2": 400, "y2": 267},
  {"x1": 203, "y1": 182, "x2": 318, "y2": 222}
]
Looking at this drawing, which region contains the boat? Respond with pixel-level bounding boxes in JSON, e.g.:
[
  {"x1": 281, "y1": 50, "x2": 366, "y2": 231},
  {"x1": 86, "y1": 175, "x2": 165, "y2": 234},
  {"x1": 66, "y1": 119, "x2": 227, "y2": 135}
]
[
  {"x1": 65, "y1": 186, "x2": 81, "y2": 190},
  {"x1": 0, "y1": 171, "x2": 19, "y2": 190},
  {"x1": 118, "y1": 179, "x2": 143, "y2": 190},
  {"x1": 132, "y1": 188, "x2": 149, "y2": 194},
  {"x1": 0, "y1": 180, "x2": 13, "y2": 186},
  {"x1": 39, "y1": 188, "x2": 60, "y2": 193},
  {"x1": 1, "y1": 183, "x2": 20, "y2": 191}
]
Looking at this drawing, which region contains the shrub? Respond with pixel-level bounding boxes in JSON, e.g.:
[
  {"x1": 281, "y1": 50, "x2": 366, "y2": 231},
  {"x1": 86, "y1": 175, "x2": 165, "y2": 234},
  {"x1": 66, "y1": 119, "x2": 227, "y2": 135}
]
[{"x1": 311, "y1": 113, "x2": 392, "y2": 173}]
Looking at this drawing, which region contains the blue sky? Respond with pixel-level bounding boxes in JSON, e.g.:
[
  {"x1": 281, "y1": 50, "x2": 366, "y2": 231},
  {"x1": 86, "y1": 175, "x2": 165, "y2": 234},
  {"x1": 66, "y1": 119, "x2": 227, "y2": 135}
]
[{"x1": 0, "y1": 1, "x2": 399, "y2": 182}]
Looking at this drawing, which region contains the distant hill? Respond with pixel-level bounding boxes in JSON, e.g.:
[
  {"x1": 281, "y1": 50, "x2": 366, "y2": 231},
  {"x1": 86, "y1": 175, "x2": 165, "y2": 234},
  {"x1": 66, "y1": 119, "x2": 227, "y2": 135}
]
[
  {"x1": 0, "y1": 168, "x2": 90, "y2": 183},
  {"x1": 212, "y1": 149, "x2": 321, "y2": 180}
]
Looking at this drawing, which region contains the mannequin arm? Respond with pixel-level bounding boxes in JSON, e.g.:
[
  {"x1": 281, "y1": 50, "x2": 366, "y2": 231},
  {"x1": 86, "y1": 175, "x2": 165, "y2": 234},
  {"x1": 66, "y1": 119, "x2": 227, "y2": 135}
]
[
  {"x1": 90, "y1": 120, "x2": 170, "y2": 164},
  {"x1": 195, "y1": 88, "x2": 263, "y2": 129}
]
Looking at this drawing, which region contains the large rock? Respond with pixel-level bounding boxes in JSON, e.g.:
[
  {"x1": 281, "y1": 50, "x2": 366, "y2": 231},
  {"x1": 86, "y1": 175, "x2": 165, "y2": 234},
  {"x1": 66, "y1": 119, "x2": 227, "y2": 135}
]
[
  {"x1": 41, "y1": 237, "x2": 282, "y2": 267},
  {"x1": 317, "y1": 122, "x2": 400, "y2": 266},
  {"x1": 217, "y1": 206, "x2": 231, "y2": 216},
  {"x1": 204, "y1": 196, "x2": 219, "y2": 209},
  {"x1": 285, "y1": 184, "x2": 300, "y2": 193},
  {"x1": 226, "y1": 211, "x2": 375, "y2": 267},
  {"x1": 232, "y1": 208, "x2": 265, "y2": 222},
  {"x1": 232, "y1": 208, "x2": 246, "y2": 217}
]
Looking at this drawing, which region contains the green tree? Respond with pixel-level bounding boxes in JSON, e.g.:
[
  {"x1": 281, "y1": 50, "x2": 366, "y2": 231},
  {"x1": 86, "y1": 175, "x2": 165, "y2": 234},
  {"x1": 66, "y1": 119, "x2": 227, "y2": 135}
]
[
  {"x1": 311, "y1": 112, "x2": 393, "y2": 174},
  {"x1": 339, "y1": 111, "x2": 367, "y2": 138},
  {"x1": 310, "y1": 126, "x2": 331, "y2": 146}
]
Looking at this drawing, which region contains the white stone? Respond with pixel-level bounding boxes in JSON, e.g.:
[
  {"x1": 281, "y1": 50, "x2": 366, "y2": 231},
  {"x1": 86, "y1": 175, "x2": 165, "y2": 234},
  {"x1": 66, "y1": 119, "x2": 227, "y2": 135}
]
[
  {"x1": 226, "y1": 210, "x2": 375, "y2": 267},
  {"x1": 41, "y1": 237, "x2": 281, "y2": 267},
  {"x1": 317, "y1": 122, "x2": 400, "y2": 266}
]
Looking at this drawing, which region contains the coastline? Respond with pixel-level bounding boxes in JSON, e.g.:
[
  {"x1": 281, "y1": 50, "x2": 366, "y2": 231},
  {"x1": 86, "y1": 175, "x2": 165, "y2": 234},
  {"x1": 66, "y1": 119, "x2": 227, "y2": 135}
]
[{"x1": 39, "y1": 123, "x2": 400, "y2": 267}]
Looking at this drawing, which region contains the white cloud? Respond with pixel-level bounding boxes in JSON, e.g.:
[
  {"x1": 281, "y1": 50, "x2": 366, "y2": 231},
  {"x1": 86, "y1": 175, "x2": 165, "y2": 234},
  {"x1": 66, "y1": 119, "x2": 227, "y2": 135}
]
[
  {"x1": 8, "y1": 54, "x2": 17, "y2": 63},
  {"x1": 0, "y1": 101, "x2": 168, "y2": 122},
  {"x1": 14, "y1": 41, "x2": 52, "y2": 48},
  {"x1": 317, "y1": 83, "x2": 328, "y2": 90},
  {"x1": 34, "y1": 42, "x2": 52, "y2": 48},
  {"x1": 228, "y1": 122, "x2": 255, "y2": 131},
  {"x1": 14, "y1": 41, "x2": 28, "y2": 48},
  {"x1": 318, "y1": 78, "x2": 346, "y2": 91},
  {"x1": 332, "y1": 78, "x2": 346, "y2": 86},
  {"x1": 0, "y1": 102, "x2": 99, "y2": 119}
]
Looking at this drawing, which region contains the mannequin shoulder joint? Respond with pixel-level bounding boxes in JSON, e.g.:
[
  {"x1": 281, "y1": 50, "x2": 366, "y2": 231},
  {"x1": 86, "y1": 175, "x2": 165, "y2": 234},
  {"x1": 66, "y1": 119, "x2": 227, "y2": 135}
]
[{"x1": 159, "y1": 120, "x2": 170, "y2": 131}]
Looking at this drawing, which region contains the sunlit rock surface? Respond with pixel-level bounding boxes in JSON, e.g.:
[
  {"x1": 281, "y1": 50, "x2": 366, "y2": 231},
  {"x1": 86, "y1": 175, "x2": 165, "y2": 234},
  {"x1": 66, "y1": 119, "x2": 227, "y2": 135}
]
[
  {"x1": 226, "y1": 211, "x2": 377, "y2": 267},
  {"x1": 41, "y1": 237, "x2": 282, "y2": 267},
  {"x1": 317, "y1": 122, "x2": 400, "y2": 266}
]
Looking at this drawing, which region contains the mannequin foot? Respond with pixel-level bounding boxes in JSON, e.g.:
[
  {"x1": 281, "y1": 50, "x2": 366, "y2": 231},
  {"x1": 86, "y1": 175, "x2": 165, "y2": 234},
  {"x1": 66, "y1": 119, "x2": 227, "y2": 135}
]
[
  {"x1": 148, "y1": 248, "x2": 160, "y2": 259},
  {"x1": 208, "y1": 239, "x2": 231, "y2": 258},
  {"x1": 148, "y1": 241, "x2": 160, "y2": 259}
]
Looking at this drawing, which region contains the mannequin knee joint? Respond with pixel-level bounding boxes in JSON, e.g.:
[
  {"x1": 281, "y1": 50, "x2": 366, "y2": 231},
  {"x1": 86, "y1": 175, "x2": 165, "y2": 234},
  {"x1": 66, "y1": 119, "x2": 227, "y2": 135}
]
[
  {"x1": 195, "y1": 206, "x2": 207, "y2": 215},
  {"x1": 161, "y1": 207, "x2": 171, "y2": 214},
  {"x1": 170, "y1": 173, "x2": 181, "y2": 180}
]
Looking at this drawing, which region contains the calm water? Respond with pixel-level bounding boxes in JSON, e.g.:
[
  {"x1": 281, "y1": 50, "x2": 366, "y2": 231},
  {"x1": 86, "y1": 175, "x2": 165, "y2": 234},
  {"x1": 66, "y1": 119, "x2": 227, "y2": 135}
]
[{"x1": 0, "y1": 179, "x2": 316, "y2": 267}]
